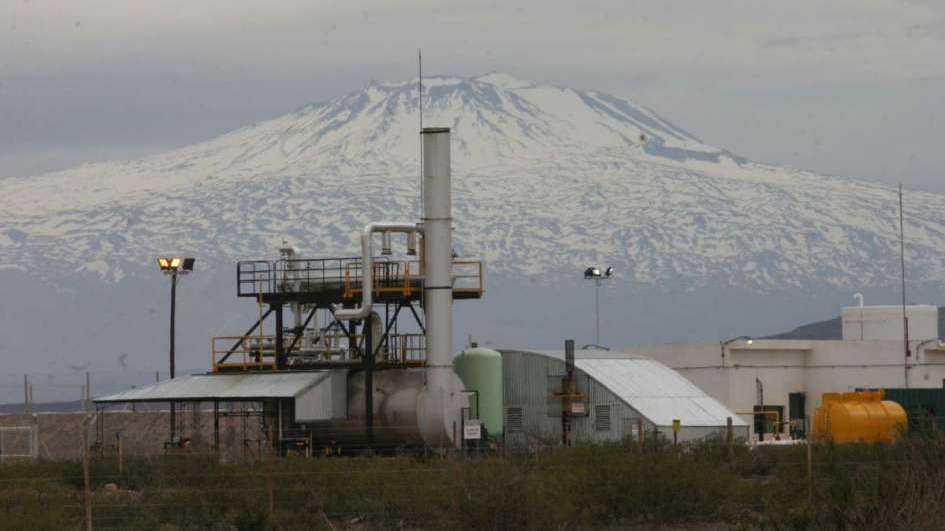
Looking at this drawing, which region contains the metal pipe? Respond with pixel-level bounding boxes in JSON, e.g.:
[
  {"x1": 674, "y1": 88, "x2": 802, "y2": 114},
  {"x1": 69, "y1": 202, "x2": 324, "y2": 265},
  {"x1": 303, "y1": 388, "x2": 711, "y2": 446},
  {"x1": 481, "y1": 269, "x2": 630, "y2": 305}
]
[
  {"x1": 333, "y1": 222, "x2": 422, "y2": 321},
  {"x1": 421, "y1": 128, "x2": 453, "y2": 375},
  {"x1": 417, "y1": 127, "x2": 464, "y2": 447},
  {"x1": 169, "y1": 272, "x2": 177, "y2": 444}
]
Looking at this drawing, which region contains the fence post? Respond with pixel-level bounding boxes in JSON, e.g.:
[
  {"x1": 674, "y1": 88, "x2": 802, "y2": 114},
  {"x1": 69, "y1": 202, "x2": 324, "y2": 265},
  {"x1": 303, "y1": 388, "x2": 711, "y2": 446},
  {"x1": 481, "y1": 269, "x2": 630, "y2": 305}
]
[
  {"x1": 726, "y1": 416, "x2": 734, "y2": 467},
  {"x1": 116, "y1": 431, "x2": 123, "y2": 475},
  {"x1": 807, "y1": 438, "x2": 813, "y2": 506},
  {"x1": 266, "y1": 458, "x2": 275, "y2": 522},
  {"x1": 24, "y1": 375, "x2": 31, "y2": 414},
  {"x1": 81, "y1": 414, "x2": 94, "y2": 531},
  {"x1": 31, "y1": 416, "x2": 40, "y2": 460}
]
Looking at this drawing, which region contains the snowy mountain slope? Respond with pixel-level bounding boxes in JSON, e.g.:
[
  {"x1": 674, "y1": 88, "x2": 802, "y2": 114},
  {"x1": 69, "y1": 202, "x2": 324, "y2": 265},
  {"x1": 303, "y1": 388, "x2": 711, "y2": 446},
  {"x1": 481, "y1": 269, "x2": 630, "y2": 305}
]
[{"x1": 2, "y1": 73, "x2": 944, "y2": 290}]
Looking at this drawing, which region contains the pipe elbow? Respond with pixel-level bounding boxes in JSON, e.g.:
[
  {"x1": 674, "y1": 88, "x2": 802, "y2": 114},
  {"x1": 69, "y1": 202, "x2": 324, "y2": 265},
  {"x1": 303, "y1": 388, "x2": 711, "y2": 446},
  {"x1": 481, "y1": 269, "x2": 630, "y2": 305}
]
[{"x1": 333, "y1": 304, "x2": 370, "y2": 321}]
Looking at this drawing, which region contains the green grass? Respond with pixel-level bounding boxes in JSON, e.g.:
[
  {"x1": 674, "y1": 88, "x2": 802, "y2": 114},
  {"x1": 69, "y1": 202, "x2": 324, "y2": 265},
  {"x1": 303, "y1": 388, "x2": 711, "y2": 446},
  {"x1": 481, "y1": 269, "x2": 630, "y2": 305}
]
[{"x1": 3, "y1": 434, "x2": 945, "y2": 530}]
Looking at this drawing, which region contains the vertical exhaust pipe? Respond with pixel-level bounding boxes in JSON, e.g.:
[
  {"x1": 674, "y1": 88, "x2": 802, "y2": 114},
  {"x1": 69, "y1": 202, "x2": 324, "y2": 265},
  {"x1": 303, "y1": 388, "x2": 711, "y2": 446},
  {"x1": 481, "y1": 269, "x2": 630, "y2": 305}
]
[
  {"x1": 422, "y1": 127, "x2": 453, "y2": 378},
  {"x1": 418, "y1": 127, "x2": 464, "y2": 447}
]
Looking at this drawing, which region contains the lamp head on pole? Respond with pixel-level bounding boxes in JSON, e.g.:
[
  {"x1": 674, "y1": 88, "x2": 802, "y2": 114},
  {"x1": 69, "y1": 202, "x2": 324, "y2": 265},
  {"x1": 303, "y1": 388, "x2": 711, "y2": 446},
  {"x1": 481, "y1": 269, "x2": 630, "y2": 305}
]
[
  {"x1": 157, "y1": 256, "x2": 196, "y2": 274},
  {"x1": 584, "y1": 266, "x2": 614, "y2": 280}
]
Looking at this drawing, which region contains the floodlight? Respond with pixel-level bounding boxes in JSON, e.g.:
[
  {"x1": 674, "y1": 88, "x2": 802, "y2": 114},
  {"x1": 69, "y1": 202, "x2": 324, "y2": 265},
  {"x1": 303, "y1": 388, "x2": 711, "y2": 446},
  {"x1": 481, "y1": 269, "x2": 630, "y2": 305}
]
[
  {"x1": 584, "y1": 267, "x2": 600, "y2": 279},
  {"x1": 605, "y1": 266, "x2": 614, "y2": 277},
  {"x1": 157, "y1": 256, "x2": 195, "y2": 273}
]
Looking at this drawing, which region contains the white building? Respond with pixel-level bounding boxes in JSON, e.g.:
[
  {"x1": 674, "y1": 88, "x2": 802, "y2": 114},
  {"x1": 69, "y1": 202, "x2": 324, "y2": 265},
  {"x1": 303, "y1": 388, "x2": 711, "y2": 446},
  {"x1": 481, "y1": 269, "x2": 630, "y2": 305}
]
[{"x1": 617, "y1": 305, "x2": 944, "y2": 439}]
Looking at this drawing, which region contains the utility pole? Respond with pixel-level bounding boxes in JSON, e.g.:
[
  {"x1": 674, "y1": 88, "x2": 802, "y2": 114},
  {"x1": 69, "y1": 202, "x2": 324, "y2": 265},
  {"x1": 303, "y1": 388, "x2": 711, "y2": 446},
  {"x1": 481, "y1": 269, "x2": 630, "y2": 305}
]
[
  {"x1": 594, "y1": 277, "x2": 601, "y2": 346},
  {"x1": 170, "y1": 272, "x2": 177, "y2": 379},
  {"x1": 899, "y1": 184, "x2": 910, "y2": 388},
  {"x1": 157, "y1": 256, "x2": 194, "y2": 446},
  {"x1": 170, "y1": 271, "x2": 177, "y2": 443},
  {"x1": 583, "y1": 267, "x2": 614, "y2": 346}
]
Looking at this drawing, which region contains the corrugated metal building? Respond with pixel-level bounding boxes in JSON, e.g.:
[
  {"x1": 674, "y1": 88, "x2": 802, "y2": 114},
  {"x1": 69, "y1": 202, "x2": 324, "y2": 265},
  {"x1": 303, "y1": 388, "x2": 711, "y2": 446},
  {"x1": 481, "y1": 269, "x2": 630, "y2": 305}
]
[
  {"x1": 500, "y1": 350, "x2": 748, "y2": 447},
  {"x1": 96, "y1": 371, "x2": 348, "y2": 422}
]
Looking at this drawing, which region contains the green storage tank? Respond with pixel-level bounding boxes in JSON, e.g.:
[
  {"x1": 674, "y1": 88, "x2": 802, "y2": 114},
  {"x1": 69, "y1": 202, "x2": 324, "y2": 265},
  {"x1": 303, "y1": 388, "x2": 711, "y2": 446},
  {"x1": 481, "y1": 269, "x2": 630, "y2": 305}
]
[{"x1": 454, "y1": 346, "x2": 503, "y2": 438}]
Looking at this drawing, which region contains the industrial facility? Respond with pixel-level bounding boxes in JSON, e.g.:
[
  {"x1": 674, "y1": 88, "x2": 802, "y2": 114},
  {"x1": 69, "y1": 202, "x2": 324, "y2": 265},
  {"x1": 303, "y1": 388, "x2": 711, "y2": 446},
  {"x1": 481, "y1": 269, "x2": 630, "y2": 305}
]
[
  {"x1": 93, "y1": 126, "x2": 749, "y2": 455},
  {"x1": 97, "y1": 127, "x2": 480, "y2": 453},
  {"x1": 623, "y1": 304, "x2": 945, "y2": 440},
  {"x1": 92, "y1": 125, "x2": 936, "y2": 452}
]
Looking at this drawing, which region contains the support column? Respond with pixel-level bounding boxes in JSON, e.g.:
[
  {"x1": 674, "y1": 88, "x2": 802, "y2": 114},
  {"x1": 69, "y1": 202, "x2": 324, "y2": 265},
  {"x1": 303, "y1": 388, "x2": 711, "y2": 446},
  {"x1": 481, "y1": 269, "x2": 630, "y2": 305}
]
[
  {"x1": 213, "y1": 401, "x2": 220, "y2": 453},
  {"x1": 273, "y1": 304, "x2": 285, "y2": 370},
  {"x1": 365, "y1": 318, "x2": 374, "y2": 448}
]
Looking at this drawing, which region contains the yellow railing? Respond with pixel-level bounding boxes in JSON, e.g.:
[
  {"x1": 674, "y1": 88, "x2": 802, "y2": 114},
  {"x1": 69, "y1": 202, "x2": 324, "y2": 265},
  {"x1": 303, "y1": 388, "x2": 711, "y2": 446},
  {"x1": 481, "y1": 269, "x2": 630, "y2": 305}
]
[
  {"x1": 387, "y1": 333, "x2": 426, "y2": 365},
  {"x1": 342, "y1": 259, "x2": 483, "y2": 299},
  {"x1": 212, "y1": 336, "x2": 281, "y2": 372},
  {"x1": 343, "y1": 261, "x2": 415, "y2": 299}
]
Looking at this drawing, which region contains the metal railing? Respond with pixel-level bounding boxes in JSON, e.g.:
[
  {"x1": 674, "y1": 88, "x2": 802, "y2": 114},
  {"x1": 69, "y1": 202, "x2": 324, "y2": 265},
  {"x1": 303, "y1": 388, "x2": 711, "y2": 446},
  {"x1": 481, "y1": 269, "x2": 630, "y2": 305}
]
[
  {"x1": 212, "y1": 332, "x2": 429, "y2": 371},
  {"x1": 453, "y1": 261, "x2": 484, "y2": 295},
  {"x1": 344, "y1": 260, "x2": 416, "y2": 298},
  {"x1": 238, "y1": 257, "x2": 483, "y2": 299},
  {"x1": 211, "y1": 336, "x2": 283, "y2": 371},
  {"x1": 238, "y1": 257, "x2": 362, "y2": 297},
  {"x1": 386, "y1": 333, "x2": 426, "y2": 365}
]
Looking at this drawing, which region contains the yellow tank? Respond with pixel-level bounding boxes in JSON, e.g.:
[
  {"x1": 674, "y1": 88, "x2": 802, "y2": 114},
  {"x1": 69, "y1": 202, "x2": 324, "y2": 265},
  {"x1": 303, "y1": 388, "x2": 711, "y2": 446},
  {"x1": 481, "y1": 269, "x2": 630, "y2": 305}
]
[{"x1": 813, "y1": 390, "x2": 906, "y2": 444}]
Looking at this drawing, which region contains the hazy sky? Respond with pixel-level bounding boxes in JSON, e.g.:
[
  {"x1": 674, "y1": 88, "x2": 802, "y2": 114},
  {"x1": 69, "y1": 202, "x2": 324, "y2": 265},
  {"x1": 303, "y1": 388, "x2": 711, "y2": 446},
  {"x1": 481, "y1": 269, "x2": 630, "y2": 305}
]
[{"x1": 2, "y1": 0, "x2": 942, "y2": 191}]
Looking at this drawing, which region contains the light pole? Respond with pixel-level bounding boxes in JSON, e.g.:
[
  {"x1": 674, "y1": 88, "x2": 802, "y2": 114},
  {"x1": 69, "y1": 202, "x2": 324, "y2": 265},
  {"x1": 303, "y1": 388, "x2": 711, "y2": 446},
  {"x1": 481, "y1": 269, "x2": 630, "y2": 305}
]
[
  {"x1": 157, "y1": 256, "x2": 195, "y2": 444},
  {"x1": 584, "y1": 266, "x2": 614, "y2": 346},
  {"x1": 719, "y1": 335, "x2": 753, "y2": 367}
]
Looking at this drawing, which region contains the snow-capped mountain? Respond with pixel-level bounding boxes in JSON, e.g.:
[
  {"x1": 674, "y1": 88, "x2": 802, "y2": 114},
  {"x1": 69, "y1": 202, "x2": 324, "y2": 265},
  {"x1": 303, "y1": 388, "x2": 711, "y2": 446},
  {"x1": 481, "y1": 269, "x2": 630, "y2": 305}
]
[{"x1": 2, "y1": 73, "x2": 944, "y2": 290}]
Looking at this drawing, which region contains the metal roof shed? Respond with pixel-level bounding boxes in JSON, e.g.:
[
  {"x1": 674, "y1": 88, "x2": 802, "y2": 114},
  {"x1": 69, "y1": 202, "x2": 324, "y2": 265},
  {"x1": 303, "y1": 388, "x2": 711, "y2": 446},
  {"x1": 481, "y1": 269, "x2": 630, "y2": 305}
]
[
  {"x1": 94, "y1": 371, "x2": 347, "y2": 421},
  {"x1": 499, "y1": 350, "x2": 747, "y2": 446}
]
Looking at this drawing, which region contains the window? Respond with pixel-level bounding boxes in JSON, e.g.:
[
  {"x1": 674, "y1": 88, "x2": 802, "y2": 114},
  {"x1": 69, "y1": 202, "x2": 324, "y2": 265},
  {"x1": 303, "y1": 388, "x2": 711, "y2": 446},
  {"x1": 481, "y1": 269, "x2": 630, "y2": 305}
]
[
  {"x1": 506, "y1": 407, "x2": 523, "y2": 433},
  {"x1": 753, "y1": 405, "x2": 784, "y2": 437},
  {"x1": 595, "y1": 405, "x2": 611, "y2": 431}
]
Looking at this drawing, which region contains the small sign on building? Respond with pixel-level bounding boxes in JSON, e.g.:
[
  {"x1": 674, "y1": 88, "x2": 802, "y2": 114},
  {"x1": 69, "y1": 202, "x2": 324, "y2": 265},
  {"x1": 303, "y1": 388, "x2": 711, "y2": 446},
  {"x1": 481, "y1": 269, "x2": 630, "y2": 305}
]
[
  {"x1": 570, "y1": 402, "x2": 586, "y2": 415},
  {"x1": 463, "y1": 420, "x2": 482, "y2": 440}
]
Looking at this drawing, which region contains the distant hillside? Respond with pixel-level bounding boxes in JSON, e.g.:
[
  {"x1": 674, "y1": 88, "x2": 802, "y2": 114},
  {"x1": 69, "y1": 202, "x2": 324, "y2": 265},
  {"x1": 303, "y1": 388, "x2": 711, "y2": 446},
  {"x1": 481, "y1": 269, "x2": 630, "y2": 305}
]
[{"x1": 766, "y1": 306, "x2": 945, "y2": 340}]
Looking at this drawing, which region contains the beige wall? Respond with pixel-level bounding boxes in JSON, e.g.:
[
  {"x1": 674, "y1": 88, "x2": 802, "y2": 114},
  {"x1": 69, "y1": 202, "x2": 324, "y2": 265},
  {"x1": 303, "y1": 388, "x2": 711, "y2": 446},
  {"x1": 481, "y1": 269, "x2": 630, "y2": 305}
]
[{"x1": 619, "y1": 340, "x2": 945, "y2": 438}]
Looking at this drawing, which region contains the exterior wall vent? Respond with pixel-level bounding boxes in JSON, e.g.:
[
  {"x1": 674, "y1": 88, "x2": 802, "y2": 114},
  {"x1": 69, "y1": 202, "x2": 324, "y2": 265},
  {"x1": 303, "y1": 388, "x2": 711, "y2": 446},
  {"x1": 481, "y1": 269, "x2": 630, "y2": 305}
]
[
  {"x1": 595, "y1": 405, "x2": 611, "y2": 431},
  {"x1": 506, "y1": 407, "x2": 524, "y2": 433}
]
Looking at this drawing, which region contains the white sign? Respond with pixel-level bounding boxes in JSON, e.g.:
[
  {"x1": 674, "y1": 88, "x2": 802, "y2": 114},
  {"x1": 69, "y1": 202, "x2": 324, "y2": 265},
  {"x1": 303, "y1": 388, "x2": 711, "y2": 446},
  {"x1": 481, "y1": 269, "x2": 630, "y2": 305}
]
[
  {"x1": 570, "y1": 402, "x2": 586, "y2": 415},
  {"x1": 463, "y1": 421, "x2": 482, "y2": 440}
]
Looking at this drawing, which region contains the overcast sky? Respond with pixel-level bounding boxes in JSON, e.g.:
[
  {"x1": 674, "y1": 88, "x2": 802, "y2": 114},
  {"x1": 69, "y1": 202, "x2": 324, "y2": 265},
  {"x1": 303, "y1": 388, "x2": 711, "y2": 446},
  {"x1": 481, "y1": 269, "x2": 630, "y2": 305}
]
[{"x1": 1, "y1": 0, "x2": 942, "y2": 191}]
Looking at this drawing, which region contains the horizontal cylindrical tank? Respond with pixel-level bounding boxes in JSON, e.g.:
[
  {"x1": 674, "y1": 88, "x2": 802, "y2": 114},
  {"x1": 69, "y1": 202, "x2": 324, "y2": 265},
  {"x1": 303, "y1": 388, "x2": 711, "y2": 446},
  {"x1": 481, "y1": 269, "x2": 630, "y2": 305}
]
[
  {"x1": 813, "y1": 390, "x2": 906, "y2": 444},
  {"x1": 309, "y1": 369, "x2": 426, "y2": 448},
  {"x1": 454, "y1": 346, "x2": 503, "y2": 438}
]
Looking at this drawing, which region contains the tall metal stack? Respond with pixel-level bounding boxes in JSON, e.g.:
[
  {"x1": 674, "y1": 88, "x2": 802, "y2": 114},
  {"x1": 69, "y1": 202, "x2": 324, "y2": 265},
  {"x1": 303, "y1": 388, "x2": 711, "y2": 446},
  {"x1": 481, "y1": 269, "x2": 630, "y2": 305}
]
[{"x1": 417, "y1": 127, "x2": 462, "y2": 446}]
